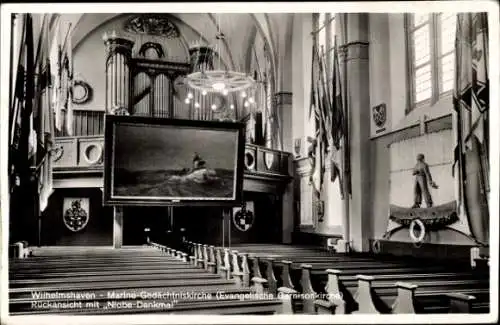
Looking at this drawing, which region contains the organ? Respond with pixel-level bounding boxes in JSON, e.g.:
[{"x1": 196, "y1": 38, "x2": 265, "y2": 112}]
[
  {"x1": 103, "y1": 33, "x2": 190, "y2": 118},
  {"x1": 102, "y1": 33, "x2": 255, "y2": 125}
]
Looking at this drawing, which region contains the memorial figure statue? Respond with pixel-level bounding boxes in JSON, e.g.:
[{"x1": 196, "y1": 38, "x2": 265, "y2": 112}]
[{"x1": 412, "y1": 153, "x2": 438, "y2": 208}]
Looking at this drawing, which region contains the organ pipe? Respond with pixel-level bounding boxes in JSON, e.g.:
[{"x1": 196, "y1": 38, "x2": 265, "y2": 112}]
[{"x1": 103, "y1": 34, "x2": 134, "y2": 115}]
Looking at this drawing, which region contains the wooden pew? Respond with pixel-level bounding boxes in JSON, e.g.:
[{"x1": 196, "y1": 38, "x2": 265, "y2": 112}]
[
  {"x1": 272, "y1": 258, "x2": 450, "y2": 313},
  {"x1": 392, "y1": 281, "x2": 490, "y2": 314},
  {"x1": 313, "y1": 269, "x2": 489, "y2": 314},
  {"x1": 269, "y1": 253, "x2": 484, "y2": 314},
  {"x1": 10, "y1": 243, "x2": 290, "y2": 315}
]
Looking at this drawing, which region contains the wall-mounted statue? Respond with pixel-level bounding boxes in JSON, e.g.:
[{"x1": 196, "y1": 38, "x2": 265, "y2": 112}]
[{"x1": 412, "y1": 153, "x2": 438, "y2": 209}]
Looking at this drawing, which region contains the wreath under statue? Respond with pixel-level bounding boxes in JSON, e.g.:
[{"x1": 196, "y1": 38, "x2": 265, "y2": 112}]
[{"x1": 389, "y1": 201, "x2": 459, "y2": 231}]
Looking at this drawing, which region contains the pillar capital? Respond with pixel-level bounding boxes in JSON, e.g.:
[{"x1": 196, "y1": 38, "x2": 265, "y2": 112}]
[
  {"x1": 273, "y1": 91, "x2": 293, "y2": 106},
  {"x1": 340, "y1": 41, "x2": 369, "y2": 61},
  {"x1": 104, "y1": 34, "x2": 134, "y2": 115},
  {"x1": 103, "y1": 35, "x2": 135, "y2": 60},
  {"x1": 295, "y1": 157, "x2": 312, "y2": 177}
]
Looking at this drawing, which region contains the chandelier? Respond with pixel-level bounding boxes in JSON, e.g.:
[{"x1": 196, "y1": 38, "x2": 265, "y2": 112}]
[
  {"x1": 186, "y1": 69, "x2": 255, "y2": 94},
  {"x1": 183, "y1": 14, "x2": 257, "y2": 114}
]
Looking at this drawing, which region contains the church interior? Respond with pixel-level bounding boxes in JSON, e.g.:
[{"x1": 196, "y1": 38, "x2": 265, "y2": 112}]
[{"x1": 2, "y1": 8, "x2": 496, "y2": 320}]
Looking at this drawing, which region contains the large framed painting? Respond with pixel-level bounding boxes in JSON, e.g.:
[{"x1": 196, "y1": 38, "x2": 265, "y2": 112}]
[{"x1": 103, "y1": 115, "x2": 246, "y2": 206}]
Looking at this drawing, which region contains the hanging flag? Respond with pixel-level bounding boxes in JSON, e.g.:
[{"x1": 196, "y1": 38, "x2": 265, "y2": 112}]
[
  {"x1": 18, "y1": 13, "x2": 35, "y2": 187},
  {"x1": 50, "y1": 19, "x2": 63, "y2": 133},
  {"x1": 308, "y1": 41, "x2": 325, "y2": 198},
  {"x1": 329, "y1": 37, "x2": 346, "y2": 198},
  {"x1": 51, "y1": 20, "x2": 73, "y2": 135},
  {"x1": 33, "y1": 14, "x2": 55, "y2": 212},
  {"x1": 65, "y1": 24, "x2": 74, "y2": 136},
  {"x1": 453, "y1": 13, "x2": 489, "y2": 245},
  {"x1": 330, "y1": 37, "x2": 345, "y2": 151},
  {"x1": 318, "y1": 46, "x2": 332, "y2": 142}
]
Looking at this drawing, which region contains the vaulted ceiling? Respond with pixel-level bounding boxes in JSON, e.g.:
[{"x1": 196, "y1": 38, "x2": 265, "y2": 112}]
[{"x1": 50, "y1": 13, "x2": 285, "y2": 77}]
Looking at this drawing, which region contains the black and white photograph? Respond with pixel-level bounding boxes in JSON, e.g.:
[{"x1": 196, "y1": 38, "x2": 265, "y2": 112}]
[{"x1": 0, "y1": 2, "x2": 498, "y2": 325}]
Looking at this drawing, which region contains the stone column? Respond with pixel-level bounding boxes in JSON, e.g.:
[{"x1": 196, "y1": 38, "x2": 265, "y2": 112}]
[
  {"x1": 274, "y1": 92, "x2": 293, "y2": 152},
  {"x1": 341, "y1": 14, "x2": 372, "y2": 252},
  {"x1": 103, "y1": 32, "x2": 134, "y2": 115},
  {"x1": 113, "y1": 206, "x2": 124, "y2": 248},
  {"x1": 295, "y1": 157, "x2": 314, "y2": 228},
  {"x1": 291, "y1": 13, "x2": 313, "y2": 159}
]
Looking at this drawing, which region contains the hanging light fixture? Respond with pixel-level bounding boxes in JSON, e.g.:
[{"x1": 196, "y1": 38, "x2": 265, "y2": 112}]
[{"x1": 185, "y1": 14, "x2": 255, "y2": 98}]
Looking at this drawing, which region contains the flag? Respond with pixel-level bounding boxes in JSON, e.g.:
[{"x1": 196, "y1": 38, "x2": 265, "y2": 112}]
[
  {"x1": 65, "y1": 26, "x2": 74, "y2": 136},
  {"x1": 308, "y1": 42, "x2": 324, "y2": 198},
  {"x1": 33, "y1": 14, "x2": 55, "y2": 212},
  {"x1": 51, "y1": 20, "x2": 73, "y2": 135},
  {"x1": 329, "y1": 38, "x2": 346, "y2": 197},
  {"x1": 318, "y1": 46, "x2": 332, "y2": 149},
  {"x1": 9, "y1": 15, "x2": 28, "y2": 192},
  {"x1": 50, "y1": 20, "x2": 63, "y2": 132},
  {"x1": 453, "y1": 13, "x2": 489, "y2": 244},
  {"x1": 330, "y1": 37, "x2": 346, "y2": 151},
  {"x1": 17, "y1": 13, "x2": 35, "y2": 187}
]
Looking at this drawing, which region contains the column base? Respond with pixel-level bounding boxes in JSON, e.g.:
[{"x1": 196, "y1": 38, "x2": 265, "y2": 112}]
[
  {"x1": 113, "y1": 206, "x2": 123, "y2": 249},
  {"x1": 292, "y1": 227, "x2": 342, "y2": 248}
]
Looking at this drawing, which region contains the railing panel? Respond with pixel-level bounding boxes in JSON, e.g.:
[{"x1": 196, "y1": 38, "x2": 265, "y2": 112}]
[
  {"x1": 53, "y1": 136, "x2": 105, "y2": 169},
  {"x1": 53, "y1": 136, "x2": 291, "y2": 178},
  {"x1": 57, "y1": 110, "x2": 105, "y2": 137}
]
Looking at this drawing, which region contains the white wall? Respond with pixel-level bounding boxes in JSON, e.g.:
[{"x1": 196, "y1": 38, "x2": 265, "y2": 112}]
[
  {"x1": 369, "y1": 14, "x2": 392, "y2": 136},
  {"x1": 291, "y1": 13, "x2": 313, "y2": 158},
  {"x1": 368, "y1": 13, "x2": 470, "y2": 245}
]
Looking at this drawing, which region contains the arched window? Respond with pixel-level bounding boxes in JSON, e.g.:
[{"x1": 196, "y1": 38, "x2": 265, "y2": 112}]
[
  {"x1": 406, "y1": 13, "x2": 457, "y2": 112},
  {"x1": 316, "y1": 13, "x2": 336, "y2": 85},
  {"x1": 306, "y1": 13, "x2": 336, "y2": 143}
]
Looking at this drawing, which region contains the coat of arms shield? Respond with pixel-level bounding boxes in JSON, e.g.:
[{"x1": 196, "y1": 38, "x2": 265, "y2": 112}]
[
  {"x1": 63, "y1": 198, "x2": 90, "y2": 232},
  {"x1": 232, "y1": 201, "x2": 255, "y2": 232},
  {"x1": 372, "y1": 103, "x2": 387, "y2": 128},
  {"x1": 264, "y1": 152, "x2": 274, "y2": 170}
]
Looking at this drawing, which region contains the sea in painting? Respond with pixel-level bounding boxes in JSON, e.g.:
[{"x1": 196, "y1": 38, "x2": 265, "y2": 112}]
[{"x1": 114, "y1": 167, "x2": 234, "y2": 198}]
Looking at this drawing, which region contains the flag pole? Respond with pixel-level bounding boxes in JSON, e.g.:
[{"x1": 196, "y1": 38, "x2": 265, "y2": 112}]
[
  {"x1": 338, "y1": 31, "x2": 350, "y2": 246},
  {"x1": 9, "y1": 14, "x2": 15, "y2": 119},
  {"x1": 453, "y1": 15, "x2": 465, "y2": 215}
]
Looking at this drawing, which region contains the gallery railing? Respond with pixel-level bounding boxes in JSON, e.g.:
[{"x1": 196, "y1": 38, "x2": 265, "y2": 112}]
[{"x1": 52, "y1": 136, "x2": 292, "y2": 179}]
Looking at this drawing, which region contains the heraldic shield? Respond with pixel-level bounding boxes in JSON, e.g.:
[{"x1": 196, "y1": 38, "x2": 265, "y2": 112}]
[
  {"x1": 63, "y1": 198, "x2": 90, "y2": 232},
  {"x1": 372, "y1": 103, "x2": 387, "y2": 128},
  {"x1": 233, "y1": 202, "x2": 255, "y2": 232}
]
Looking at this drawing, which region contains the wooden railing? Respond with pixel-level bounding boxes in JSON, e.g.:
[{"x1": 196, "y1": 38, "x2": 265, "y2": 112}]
[
  {"x1": 52, "y1": 136, "x2": 292, "y2": 179},
  {"x1": 53, "y1": 110, "x2": 292, "y2": 179},
  {"x1": 56, "y1": 109, "x2": 105, "y2": 137}
]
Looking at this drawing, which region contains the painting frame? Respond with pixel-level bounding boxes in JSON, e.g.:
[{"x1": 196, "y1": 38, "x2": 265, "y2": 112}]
[{"x1": 103, "y1": 115, "x2": 246, "y2": 207}]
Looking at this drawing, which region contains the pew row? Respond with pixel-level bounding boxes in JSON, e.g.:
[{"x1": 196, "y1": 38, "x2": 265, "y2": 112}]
[
  {"x1": 9, "y1": 244, "x2": 288, "y2": 315},
  {"x1": 184, "y1": 241, "x2": 489, "y2": 315}
]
